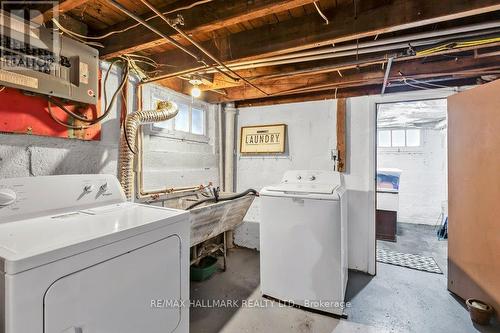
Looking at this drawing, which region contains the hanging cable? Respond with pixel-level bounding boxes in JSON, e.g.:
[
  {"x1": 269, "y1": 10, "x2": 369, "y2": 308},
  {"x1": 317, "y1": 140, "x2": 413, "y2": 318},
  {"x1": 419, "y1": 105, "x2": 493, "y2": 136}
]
[
  {"x1": 139, "y1": 0, "x2": 269, "y2": 96},
  {"x1": 313, "y1": 2, "x2": 329, "y2": 24},
  {"x1": 46, "y1": 59, "x2": 130, "y2": 129},
  {"x1": 417, "y1": 36, "x2": 500, "y2": 56},
  {"x1": 47, "y1": 101, "x2": 91, "y2": 130},
  {"x1": 50, "y1": 0, "x2": 213, "y2": 40}
]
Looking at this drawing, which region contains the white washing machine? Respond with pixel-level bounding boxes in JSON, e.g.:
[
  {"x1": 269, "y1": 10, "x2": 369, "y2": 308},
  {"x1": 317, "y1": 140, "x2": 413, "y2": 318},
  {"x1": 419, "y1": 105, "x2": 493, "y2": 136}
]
[
  {"x1": 0, "y1": 174, "x2": 189, "y2": 333},
  {"x1": 260, "y1": 170, "x2": 348, "y2": 316}
]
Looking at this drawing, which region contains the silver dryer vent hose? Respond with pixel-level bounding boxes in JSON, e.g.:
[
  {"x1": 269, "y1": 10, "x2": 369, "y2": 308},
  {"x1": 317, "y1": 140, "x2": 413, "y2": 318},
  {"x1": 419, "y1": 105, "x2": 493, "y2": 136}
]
[{"x1": 118, "y1": 101, "x2": 178, "y2": 199}]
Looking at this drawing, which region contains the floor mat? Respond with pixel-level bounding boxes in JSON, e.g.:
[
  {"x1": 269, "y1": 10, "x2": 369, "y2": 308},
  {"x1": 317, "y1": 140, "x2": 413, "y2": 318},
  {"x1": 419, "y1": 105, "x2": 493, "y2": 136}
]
[{"x1": 376, "y1": 248, "x2": 443, "y2": 274}]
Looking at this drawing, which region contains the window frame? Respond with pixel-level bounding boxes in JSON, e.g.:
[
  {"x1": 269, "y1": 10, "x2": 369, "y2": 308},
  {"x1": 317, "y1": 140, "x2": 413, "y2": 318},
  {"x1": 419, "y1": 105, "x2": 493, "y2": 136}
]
[
  {"x1": 377, "y1": 128, "x2": 423, "y2": 150},
  {"x1": 144, "y1": 85, "x2": 209, "y2": 143}
]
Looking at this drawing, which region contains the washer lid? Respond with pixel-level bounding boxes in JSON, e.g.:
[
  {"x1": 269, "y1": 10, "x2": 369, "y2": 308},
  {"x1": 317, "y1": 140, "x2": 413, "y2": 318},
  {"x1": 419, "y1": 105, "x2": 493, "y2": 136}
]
[
  {"x1": 0, "y1": 202, "x2": 188, "y2": 274},
  {"x1": 265, "y1": 183, "x2": 339, "y2": 195}
]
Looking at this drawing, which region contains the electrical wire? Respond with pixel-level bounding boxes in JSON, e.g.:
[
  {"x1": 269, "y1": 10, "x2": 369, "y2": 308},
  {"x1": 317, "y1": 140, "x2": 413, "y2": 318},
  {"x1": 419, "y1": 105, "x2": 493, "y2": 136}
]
[
  {"x1": 417, "y1": 36, "x2": 500, "y2": 56},
  {"x1": 46, "y1": 59, "x2": 130, "y2": 129},
  {"x1": 120, "y1": 89, "x2": 137, "y2": 154},
  {"x1": 139, "y1": 0, "x2": 269, "y2": 96},
  {"x1": 406, "y1": 77, "x2": 451, "y2": 89},
  {"x1": 313, "y1": 2, "x2": 329, "y2": 25},
  {"x1": 51, "y1": 0, "x2": 213, "y2": 41},
  {"x1": 47, "y1": 101, "x2": 91, "y2": 130},
  {"x1": 52, "y1": 20, "x2": 105, "y2": 48}
]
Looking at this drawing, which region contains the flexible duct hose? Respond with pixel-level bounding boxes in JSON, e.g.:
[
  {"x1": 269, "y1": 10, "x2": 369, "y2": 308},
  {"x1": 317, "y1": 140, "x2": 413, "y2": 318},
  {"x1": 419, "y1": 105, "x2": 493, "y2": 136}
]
[
  {"x1": 118, "y1": 101, "x2": 178, "y2": 199},
  {"x1": 185, "y1": 189, "x2": 259, "y2": 210}
]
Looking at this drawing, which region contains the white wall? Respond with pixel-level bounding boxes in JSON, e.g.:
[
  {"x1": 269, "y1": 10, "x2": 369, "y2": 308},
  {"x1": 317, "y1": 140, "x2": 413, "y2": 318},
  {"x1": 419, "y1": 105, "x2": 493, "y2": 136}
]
[
  {"x1": 141, "y1": 84, "x2": 220, "y2": 191},
  {"x1": 234, "y1": 100, "x2": 337, "y2": 249},
  {"x1": 0, "y1": 66, "x2": 220, "y2": 194},
  {"x1": 378, "y1": 128, "x2": 448, "y2": 225},
  {"x1": 234, "y1": 98, "x2": 377, "y2": 274},
  {"x1": 233, "y1": 89, "x2": 463, "y2": 275}
]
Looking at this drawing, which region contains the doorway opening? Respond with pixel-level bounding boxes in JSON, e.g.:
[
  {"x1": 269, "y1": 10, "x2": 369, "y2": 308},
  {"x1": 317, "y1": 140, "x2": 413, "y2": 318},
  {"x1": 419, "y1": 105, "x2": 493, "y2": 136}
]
[{"x1": 375, "y1": 99, "x2": 448, "y2": 274}]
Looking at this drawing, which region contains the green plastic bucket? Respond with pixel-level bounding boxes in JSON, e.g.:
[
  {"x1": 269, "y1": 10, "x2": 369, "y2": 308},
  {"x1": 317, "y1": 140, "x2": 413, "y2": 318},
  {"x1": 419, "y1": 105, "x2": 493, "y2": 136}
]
[{"x1": 190, "y1": 256, "x2": 218, "y2": 281}]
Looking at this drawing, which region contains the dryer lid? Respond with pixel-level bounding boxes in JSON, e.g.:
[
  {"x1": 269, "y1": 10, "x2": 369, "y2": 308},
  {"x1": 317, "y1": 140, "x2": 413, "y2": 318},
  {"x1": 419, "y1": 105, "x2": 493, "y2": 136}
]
[{"x1": 0, "y1": 202, "x2": 188, "y2": 274}]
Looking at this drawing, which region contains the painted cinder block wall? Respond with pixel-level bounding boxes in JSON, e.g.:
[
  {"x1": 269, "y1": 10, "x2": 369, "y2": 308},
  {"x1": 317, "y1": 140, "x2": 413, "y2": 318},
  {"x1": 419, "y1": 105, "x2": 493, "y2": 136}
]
[
  {"x1": 234, "y1": 98, "x2": 377, "y2": 274},
  {"x1": 377, "y1": 128, "x2": 448, "y2": 225},
  {"x1": 0, "y1": 65, "x2": 221, "y2": 191},
  {"x1": 234, "y1": 89, "x2": 458, "y2": 275},
  {"x1": 140, "y1": 84, "x2": 220, "y2": 191}
]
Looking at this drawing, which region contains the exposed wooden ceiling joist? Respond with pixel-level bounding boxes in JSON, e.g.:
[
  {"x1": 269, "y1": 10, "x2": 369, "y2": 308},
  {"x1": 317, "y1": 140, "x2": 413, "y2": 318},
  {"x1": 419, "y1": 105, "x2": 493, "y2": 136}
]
[
  {"x1": 234, "y1": 77, "x2": 480, "y2": 107},
  {"x1": 151, "y1": 0, "x2": 500, "y2": 77},
  {"x1": 38, "y1": 0, "x2": 89, "y2": 23},
  {"x1": 100, "y1": 0, "x2": 318, "y2": 59},
  {"x1": 197, "y1": 55, "x2": 500, "y2": 103}
]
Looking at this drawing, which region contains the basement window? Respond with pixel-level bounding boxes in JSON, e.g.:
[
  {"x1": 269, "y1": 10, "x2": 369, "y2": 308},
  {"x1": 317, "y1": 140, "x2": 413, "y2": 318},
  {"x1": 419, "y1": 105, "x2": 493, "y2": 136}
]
[
  {"x1": 144, "y1": 84, "x2": 209, "y2": 143},
  {"x1": 378, "y1": 129, "x2": 421, "y2": 148}
]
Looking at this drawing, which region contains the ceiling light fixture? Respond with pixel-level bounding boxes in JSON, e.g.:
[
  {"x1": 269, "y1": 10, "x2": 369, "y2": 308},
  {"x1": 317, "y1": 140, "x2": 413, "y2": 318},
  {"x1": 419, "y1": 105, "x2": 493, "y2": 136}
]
[{"x1": 189, "y1": 78, "x2": 203, "y2": 98}]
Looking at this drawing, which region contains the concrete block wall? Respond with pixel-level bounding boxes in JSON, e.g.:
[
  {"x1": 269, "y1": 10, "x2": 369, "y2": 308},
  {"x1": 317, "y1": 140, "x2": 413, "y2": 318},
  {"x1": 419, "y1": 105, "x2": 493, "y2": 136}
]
[
  {"x1": 378, "y1": 128, "x2": 448, "y2": 225},
  {"x1": 0, "y1": 66, "x2": 220, "y2": 195},
  {"x1": 235, "y1": 100, "x2": 337, "y2": 251},
  {"x1": 234, "y1": 99, "x2": 377, "y2": 274},
  {"x1": 140, "y1": 84, "x2": 220, "y2": 191}
]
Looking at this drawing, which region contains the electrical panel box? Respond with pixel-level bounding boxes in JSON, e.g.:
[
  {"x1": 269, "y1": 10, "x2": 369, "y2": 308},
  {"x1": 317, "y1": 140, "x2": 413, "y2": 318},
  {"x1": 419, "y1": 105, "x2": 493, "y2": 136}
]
[{"x1": 0, "y1": 10, "x2": 98, "y2": 105}]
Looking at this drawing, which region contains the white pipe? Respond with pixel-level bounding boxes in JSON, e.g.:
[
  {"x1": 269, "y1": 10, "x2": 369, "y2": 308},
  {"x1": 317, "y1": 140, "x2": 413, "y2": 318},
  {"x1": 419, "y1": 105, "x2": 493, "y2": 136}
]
[
  {"x1": 218, "y1": 104, "x2": 225, "y2": 190},
  {"x1": 223, "y1": 103, "x2": 237, "y2": 249},
  {"x1": 200, "y1": 22, "x2": 500, "y2": 72},
  {"x1": 224, "y1": 103, "x2": 237, "y2": 193}
]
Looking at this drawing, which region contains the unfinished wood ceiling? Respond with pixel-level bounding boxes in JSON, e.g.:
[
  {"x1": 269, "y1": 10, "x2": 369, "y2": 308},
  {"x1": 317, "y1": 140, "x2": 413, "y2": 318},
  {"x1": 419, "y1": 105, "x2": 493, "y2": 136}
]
[{"x1": 26, "y1": 0, "x2": 500, "y2": 105}]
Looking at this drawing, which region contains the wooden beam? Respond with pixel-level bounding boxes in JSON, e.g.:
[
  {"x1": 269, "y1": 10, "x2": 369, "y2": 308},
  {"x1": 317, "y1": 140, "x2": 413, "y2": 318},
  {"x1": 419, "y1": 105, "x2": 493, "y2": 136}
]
[
  {"x1": 100, "y1": 0, "x2": 317, "y2": 58},
  {"x1": 202, "y1": 55, "x2": 500, "y2": 103},
  {"x1": 235, "y1": 86, "x2": 383, "y2": 107},
  {"x1": 37, "y1": 0, "x2": 88, "y2": 23},
  {"x1": 336, "y1": 98, "x2": 346, "y2": 172},
  {"x1": 152, "y1": 0, "x2": 500, "y2": 74},
  {"x1": 234, "y1": 77, "x2": 480, "y2": 107}
]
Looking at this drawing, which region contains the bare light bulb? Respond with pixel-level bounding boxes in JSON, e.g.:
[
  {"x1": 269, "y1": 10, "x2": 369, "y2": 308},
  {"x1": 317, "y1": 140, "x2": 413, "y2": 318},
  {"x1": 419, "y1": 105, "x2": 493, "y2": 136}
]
[{"x1": 191, "y1": 86, "x2": 201, "y2": 98}]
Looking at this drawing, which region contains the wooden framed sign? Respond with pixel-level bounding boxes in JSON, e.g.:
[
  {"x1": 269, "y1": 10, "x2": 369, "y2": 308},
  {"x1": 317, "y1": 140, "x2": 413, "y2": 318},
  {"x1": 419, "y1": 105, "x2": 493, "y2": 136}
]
[{"x1": 240, "y1": 124, "x2": 286, "y2": 154}]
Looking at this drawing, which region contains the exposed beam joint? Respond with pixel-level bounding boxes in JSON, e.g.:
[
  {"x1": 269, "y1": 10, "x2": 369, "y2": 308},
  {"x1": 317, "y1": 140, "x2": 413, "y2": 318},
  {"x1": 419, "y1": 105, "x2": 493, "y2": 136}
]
[
  {"x1": 152, "y1": 0, "x2": 500, "y2": 75},
  {"x1": 100, "y1": 0, "x2": 318, "y2": 58},
  {"x1": 37, "y1": 0, "x2": 88, "y2": 23}
]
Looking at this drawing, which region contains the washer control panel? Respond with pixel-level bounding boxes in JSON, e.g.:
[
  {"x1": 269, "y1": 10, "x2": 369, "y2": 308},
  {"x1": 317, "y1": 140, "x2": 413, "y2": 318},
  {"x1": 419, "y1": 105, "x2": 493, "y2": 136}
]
[
  {"x1": 281, "y1": 170, "x2": 343, "y2": 186},
  {"x1": 0, "y1": 175, "x2": 125, "y2": 222}
]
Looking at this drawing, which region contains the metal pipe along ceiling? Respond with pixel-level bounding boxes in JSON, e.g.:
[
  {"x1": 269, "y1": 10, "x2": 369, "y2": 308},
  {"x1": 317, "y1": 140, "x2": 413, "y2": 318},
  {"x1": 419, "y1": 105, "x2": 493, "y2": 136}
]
[
  {"x1": 108, "y1": 0, "x2": 204, "y2": 63},
  {"x1": 139, "y1": 0, "x2": 269, "y2": 96},
  {"x1": 145, "y1": 21, "x2": 500, "y2": 84},
  {"x1": 219, "y1": 20, "x2": 500, "y2": 69},
  {"x1": 202, "y1": 27, "x2": 500, "y2": 73}
]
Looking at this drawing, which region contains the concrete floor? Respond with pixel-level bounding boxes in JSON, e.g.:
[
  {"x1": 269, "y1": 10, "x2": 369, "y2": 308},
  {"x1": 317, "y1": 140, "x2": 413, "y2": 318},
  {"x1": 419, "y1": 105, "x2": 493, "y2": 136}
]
[
  {"x1": 377, "y1": 222, "x2": 448, "y2": 274},
  {"x1": 190, "y1": 225, "x2": 499, "y2": 333}
]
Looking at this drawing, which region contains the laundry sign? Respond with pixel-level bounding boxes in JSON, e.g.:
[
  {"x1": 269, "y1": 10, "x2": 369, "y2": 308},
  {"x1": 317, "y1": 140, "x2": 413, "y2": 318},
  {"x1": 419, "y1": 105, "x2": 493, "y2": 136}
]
[{"x1": 240, "y1": 124, "x2": 286, "y2": 154}]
